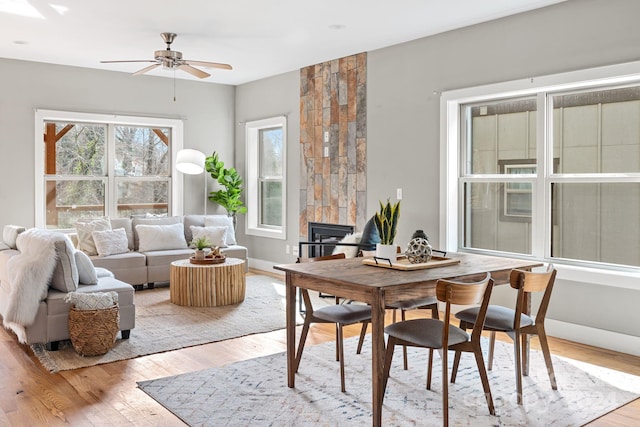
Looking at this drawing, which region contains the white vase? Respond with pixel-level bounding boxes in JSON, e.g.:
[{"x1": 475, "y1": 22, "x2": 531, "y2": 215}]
[{"x1": 376, "y1": 243, "x2": 397, "y2": 261}]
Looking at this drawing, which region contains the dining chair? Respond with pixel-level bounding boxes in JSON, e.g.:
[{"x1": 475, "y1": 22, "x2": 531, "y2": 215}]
[
  {"x1": 362, "y1": 249, "x2": 439, "y2": 370},
  {"x1": 453, "y1": 264, "x2": 557, "y2": 405},
  {"x1": 382, "y1": 273, "x2": 495, "y2": 427},
  {"x1": 295, "y1": 253, "x2": 372, "y2": 392}
]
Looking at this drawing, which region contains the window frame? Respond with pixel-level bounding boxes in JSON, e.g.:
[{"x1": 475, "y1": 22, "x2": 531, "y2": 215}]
[
  {"x1": 34, "y1": 109, "x2": 184, "y2": 230},
  {"x1": 245, "y1": 116, "x2": 287, "y2": 240},
  {"x1": 441, "y1": 61, "x2": 640, "y2": 273}
]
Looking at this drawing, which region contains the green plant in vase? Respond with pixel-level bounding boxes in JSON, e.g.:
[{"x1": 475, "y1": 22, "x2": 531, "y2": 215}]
[
  {"x1": 190, "y1": 236, "x2": 212, "y2": 260},
  {"x1": 373, "y1": 198, "x2": 401, "y2": 260},
  {"x1": 205, "y1": 151, "x2": 247, "y2": 228}
]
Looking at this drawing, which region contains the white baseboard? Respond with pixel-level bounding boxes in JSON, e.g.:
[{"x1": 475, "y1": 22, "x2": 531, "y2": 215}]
[
  {"x1": 546, "y1": 319, "x2": 640, "y2": 357},
  {"x1": 248, "y1": 258, "x2": 284, "y2": 277}
]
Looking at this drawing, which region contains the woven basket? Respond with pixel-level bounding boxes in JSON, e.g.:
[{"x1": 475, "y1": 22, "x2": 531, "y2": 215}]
[{"x1": 68, "y1": 304, "x2": 120, "y2": 357}]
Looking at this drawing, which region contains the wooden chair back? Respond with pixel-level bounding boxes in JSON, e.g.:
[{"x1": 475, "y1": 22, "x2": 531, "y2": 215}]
[{"x1": 510, "y1": 264, "x2": 557, "y2": 328}]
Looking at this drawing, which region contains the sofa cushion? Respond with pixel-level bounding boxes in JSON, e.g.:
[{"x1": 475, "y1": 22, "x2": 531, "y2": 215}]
[
  {"x1": 109, "y1": 217, "x2": 134, "y2": 251},
  {"x1": 75, "y1": 218, "x2": 111, "y2": 255},
  {"x1": 136, "y1": 223, "x2": 188, "y2": 252},
  {"x1": 3, "y1": 225, "x2": 26, "y2": 249},
  {"x1": 220, "y1": 245, "x2": 248, "y2": 261},
  {"x1": 49, "y1": 237, "x2": 79, "y2": 293},
  {"x1": 92, "y1": 228, "x2": 130, "y2": 257},
  {"x1": 47, "y1": 276, "x2": 134, "y2": 316},
  {"x1": 203, "y1": 215, "x2": 237, "y2": 245},
  {"x1": 132, "y1": 216, "x2": 182, "y2": 250},
  {"x1": 144, "y1": 248, "x2": 194, "y2": 267},
  {"x1": 75, "y1": 250, "x2": 98, "y2": 285},
  {"x1": 190, "y1": 225, "x2": 228, "y2": 248},
  {"x1": 90, "y1": 251, "x2": 146, "y2": 271}
]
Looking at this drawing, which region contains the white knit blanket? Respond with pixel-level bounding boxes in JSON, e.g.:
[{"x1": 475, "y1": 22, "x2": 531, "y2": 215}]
[{"x1": 1, "y1": 229, "x2": 59, "y2": 342}]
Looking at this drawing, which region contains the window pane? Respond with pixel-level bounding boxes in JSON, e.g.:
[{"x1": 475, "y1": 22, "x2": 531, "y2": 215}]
[
  {"x1": 260, "y1": 127, "x2": 283, "y2": 177},
  {"x1": 553, "y1": 87, "x2": 640, "y2": 173},
  {"x1": 46, "y1": 179, "x2": 105, "y2": 229},
  {"x1": 465, "y1": 98, "x2": 537, "y2": 174},
  {"x1": 117, "y1": 180, "x2": 168, "y2": 217},
  {"x1": 463, "y1": 182, "x2": 532, "y2": 255},
  {"x1": 260, "y1": 181, "x2": 282, "y2": 226},
  {"x1": 46, "y1": 122, "x2": 106, "y2": 175},
  {"x1": 551, "y1": 183, "x2": 640, "y2": 267},
  {"x1": 115, "y1": 126, "x2": 170, "y2": 177}
]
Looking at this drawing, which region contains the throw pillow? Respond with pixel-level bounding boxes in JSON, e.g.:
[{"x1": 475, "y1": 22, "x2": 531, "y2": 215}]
[
  {"x1": 49, "y1": 235, "x2": 80, "y2": 293},
  {"x1": 74, "y1": 250, "x2": 98, "y2": 285},
  {"x1": 136, "y1": 223, "x2": 188, "y2": 252},
  {"x1": 360, "y1": 215, "x2": 381, "y2": 251},
  {"x1": 75, "y1": 218, "x2": 111, "y2": 255},
  {"x1": 131, "y1": 216, "x2": 182, "y2": 250},
  {"x1": 109, "y1": 218, "x2": 134, "y2": 251},
  {"x1": 3, "y1": 225, "x2": 26, "y2": 249},
  {"x1": 332, "y1": 232, "x2": 363, "y2": 258},
  {"x1": 204, "y1": 215, "x2": 237, "y2": 246},
  {"x1": 64, "y1": 291, "x2": 118, "y2": 310},
  {"x1": 92, "y1": 228, "x2": 130, "y2": 257},
  {"x1": 190, "y1": 225, "x2": 228, "y2": 248}
]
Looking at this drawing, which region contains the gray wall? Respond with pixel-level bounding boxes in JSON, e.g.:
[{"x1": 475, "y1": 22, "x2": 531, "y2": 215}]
[
  {"x1": 0, "y1": 58, "x2": 235, "y2": 227},
  {"x1": 235, "y1": 0, "x2": 640, "y2": 351}
]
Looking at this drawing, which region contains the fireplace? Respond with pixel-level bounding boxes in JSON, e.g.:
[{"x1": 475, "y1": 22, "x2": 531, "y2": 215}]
[{"x1": 302, "y1": 222, "x2": 355, "y2": 258}]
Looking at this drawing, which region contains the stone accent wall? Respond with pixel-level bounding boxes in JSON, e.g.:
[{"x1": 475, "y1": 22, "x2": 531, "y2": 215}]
[{"x1": 299, "y1": 53, "x2": 367, "y2": 239}]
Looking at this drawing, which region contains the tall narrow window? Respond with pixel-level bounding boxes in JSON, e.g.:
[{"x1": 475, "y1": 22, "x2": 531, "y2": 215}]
[
  {"x1": 35, "y1": 110, "x2": 184, "y2": 230},
  {"x1": 246, "y1": 116, "x2": 287, "y2": 239}
]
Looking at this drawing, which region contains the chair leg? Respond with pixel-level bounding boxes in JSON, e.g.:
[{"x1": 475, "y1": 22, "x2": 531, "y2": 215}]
[
  {"x1": 335, "y1": 323, "x2": 340, "y2": 361},
  {"x1": 401, "y1": 309, "x2": 409, "y2": 370},
  {"x1": 473, "y1": 347, "x2": 496, "y2": 415},
  {"x1": 294, "y1": 317, "x2": 311, "y2": 373},
  {"x1": 338, "y1": 323, "x2": 346, "y2": 393},
  {"x1": 488, "y1": 331, "x2": 496, "y2": 371},
  {"x1": 513, "y1": 329, "x2": 523, "y2": 405},
  {"x1": 442, "y1": 346, "x2": 449, "y2": 427},
  {"x1": 426, "y1": 348, "x2": 434, "y2": 390},
  {"x1": 356, "y1": 321, "x2": 369, "y2": 354},
  {"x1": 382, "y1": 336, "x2": 397, "y2": 396},
  {"x1": 537, "y1": 327, "x2": 558, "y2": 390},
  {"x1": 450, "y1": 350, "x2": 462, "y2": 383}
]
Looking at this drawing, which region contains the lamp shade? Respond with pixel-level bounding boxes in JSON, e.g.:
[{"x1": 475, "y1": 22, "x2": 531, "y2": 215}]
[{"x1": 176, "y1": 149, "x2": 206, "y2": 175}]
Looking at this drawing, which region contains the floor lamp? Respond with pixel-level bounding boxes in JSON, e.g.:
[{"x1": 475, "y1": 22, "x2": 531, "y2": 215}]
[{"x1": 176, "y1": 149, "x2": 208, "y2": 214}]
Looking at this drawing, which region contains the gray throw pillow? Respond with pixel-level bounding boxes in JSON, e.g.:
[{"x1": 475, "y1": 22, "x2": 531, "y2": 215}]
[
  {"x1": 75, "y1": 250, "x2": 98, "y2": 285},
  {"x1": 360, "y1": 216, "x2": 381, "y2": 251},
  {"x1": 49, "y1": 237, "x2": 79, "y2": 292}
]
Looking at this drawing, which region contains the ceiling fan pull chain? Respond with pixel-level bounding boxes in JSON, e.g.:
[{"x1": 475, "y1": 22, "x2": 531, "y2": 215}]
[{"x1": 174, "y1": 68, "x2": 177, "y2": 101}]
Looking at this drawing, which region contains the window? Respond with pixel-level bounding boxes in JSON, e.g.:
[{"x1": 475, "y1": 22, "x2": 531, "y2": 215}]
[
  {"x1": 35, "y1": 110, "x2": 184, "y2": 230},
  {"x1": 442, "y1": 63, "x2": 640, "y2": 270},
  {"x1": 246, "y1": 116, "x2": 287, "y2": 239}
]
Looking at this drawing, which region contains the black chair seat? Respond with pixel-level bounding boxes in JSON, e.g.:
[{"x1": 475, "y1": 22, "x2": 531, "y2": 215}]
[
  {"x1": 384, "y1": 318, "x2": 470, "y2": 349},
  {"x1": 456, "y1": 305, "x2": 533, "y2": 331},
  {"x1": 313, "y1": 304, "x2": 372, "y2": 324}
]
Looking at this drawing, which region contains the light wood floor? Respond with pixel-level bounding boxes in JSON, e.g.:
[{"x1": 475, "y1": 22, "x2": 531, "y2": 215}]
[{"x1": 0, "y1": 270, "x2": 638, "y2": 426}]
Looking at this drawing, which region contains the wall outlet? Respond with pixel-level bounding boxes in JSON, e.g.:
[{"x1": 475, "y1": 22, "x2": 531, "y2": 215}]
[
  {"x1": 324, "y1": 146, "x2": 329, "y2": 157},
  {"x1": 292, "y1": 247, "x2": 299, "y2": 256},
  {"x1": 324, "y1": 131, "x2": 329, "y2": 143},
  {"x1": 397, "y1": 188, "x2": 403, "y2": 200}
]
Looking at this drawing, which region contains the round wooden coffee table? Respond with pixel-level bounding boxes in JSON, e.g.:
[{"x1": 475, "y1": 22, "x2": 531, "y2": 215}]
[{"x1": 169, "y1": 258, "x2": 246, "y2": 307}]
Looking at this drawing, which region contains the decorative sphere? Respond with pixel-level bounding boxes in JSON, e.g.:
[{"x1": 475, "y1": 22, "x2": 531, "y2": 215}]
[{"x1": 405, "y1": 237, "x2": 432, "y2": 264}]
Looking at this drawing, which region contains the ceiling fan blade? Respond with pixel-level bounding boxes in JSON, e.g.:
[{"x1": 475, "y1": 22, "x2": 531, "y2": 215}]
[
  {"x1": 132, "y1": 64, "x2": 160, "y2": 76},
  {"x1": 183, "y1": 60, "x2": 232, "y2": 70},
  {"x1": 100, "y1": 60, "x2": 157, "y2": 64},
  {"x1": 177, "y1": 64, "x2": 210, "y2": 79}
]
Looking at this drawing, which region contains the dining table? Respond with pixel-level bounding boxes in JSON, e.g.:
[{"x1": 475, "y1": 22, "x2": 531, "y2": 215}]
[{"x1": 274, "y1": 251, "x2": 543, "y2": 427}]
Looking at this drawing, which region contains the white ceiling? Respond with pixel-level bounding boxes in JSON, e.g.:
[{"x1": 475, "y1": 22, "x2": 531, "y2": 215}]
[{"x1": 0, "y1": 0, "x2": 567, "y2": 86}]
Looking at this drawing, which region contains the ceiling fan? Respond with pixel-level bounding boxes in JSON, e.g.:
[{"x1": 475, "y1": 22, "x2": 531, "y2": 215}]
[{"x1": 100, "y1": 32, "x2": 232, "y2": 79}]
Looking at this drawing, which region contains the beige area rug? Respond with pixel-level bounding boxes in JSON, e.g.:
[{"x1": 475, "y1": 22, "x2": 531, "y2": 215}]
[
  {"x1": 138, "y1": 336, "x2": 640, "y2": 427},
  {"x1": 32, "y1": 275, "x2": 318, "y2": 373}
]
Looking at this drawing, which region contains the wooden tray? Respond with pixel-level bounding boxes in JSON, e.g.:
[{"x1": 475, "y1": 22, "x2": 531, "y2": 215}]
[
  {"x1": 189, "y1": 255, "x2": 226, "y2": 265},
  {"x1": 362, "y1": 256, "x2": 460, "y2": 271}
]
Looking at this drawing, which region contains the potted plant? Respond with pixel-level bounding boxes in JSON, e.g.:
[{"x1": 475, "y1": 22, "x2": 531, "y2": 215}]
[
  {"x1": 373, "y1": 198, "x2": 401, "y2": 261},
  {"x1": 205, "y1": 152, "x2": 247, "y2": 228},
  {"x1": 190, "y1": 236, "x2": 212, "y2": 260}
]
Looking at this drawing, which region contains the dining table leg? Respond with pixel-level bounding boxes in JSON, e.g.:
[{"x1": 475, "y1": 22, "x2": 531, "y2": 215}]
[
  {"x1": 371, "y1": 290, "x2": 386, "y2": 427},
  {"x1": 286, "y1": 273, "x2": 296, "y2": 388}
]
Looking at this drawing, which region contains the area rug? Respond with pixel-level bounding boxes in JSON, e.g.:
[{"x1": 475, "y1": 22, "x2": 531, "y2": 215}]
[
  {"x1": 31, "y1": 275, "x2": 311, "y2": 373},
  {"x1": 138, "y1": 336, "x2": 640, "y2": 427}
]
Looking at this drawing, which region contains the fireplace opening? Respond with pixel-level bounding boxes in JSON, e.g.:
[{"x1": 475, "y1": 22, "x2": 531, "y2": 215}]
[{"x1": 302, "y1": 222, "x2": 355, "y2": 258}]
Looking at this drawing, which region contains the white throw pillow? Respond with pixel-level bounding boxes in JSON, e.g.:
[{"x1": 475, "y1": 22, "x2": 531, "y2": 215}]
[
  {"x1": 136, "y1": 223, "x2": 188, "y2": 252},
  {"x1": 332, "y1": 232, "x2": 363, "y2": 258},
  {"x1": 65, "y1": 291, "x2": 118, "y2": 310},
  {"x1": 75, "y1": 218, "x2": 111, "y2": 255},
  {"x1": 204, "y1": 215, "x2": 237, "y2": 246},
  {"x1": 190, "y1": 225, "x2": 228, "y2": 248},
  {"x1": 92, "y1": 228, "x2": 130, "y2": 257},
  {"x1": 74, "y1": 250, "x2": 98, "y2": 285},
  {"x1": 49, "y1": 236, "x2": 80, "y2": 292},
  {"x1": 3, "y1": 225, "x2": 26, "y2": 249}
]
